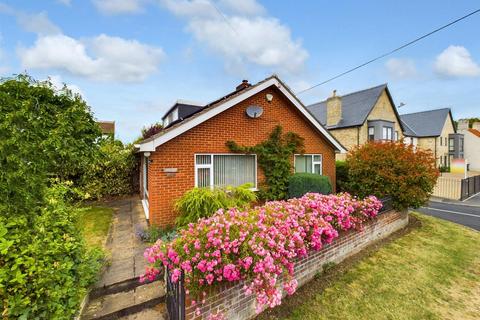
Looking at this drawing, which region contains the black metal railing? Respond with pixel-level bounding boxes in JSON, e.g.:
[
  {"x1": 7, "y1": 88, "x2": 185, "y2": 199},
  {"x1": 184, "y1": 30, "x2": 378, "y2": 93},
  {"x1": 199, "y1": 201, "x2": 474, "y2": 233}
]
[
  {"x1": 461, "y1": 175, "x2": 480, "y2": 200},
  {"x1": 379, "y1": 197, "x2": 393, "y2": 214},
  {"x1": 166, "y1": 268, "x2": 186, "y2": 320}
]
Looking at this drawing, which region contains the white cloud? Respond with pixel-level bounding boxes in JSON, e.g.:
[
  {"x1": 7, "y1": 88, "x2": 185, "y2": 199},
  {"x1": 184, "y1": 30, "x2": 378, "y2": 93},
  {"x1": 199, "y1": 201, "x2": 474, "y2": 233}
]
[
  {"x1": 18, "y1": 34, "x2": 165, "y2": 82},
  {"x1": 17, "y1": 11, "x2": 62, "y2": 36},
  {"x1": 434, "y1": 45, "x2": 480, "y2": 78},
  {"x1": 0, "y1": 4, "x2": 61, "y2": 36},
  {"x1": 159, "y1": 0, "x2": 308, "y2": 74},
  {"x1": 219, "y1": 0, "x2": 265, "y2": 16},
  {"x1": 385, "y1": 58, "x2": 417, "y2": 79},
  {"x1": 92, "y1": 0, "x2": 147, "y2": 15}
]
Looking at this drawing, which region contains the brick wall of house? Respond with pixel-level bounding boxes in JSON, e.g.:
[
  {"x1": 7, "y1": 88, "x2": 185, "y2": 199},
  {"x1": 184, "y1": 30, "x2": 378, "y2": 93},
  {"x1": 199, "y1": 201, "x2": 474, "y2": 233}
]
[
  {"x1": 146, "y1": 85, "x2": 339, "y2": 226},
  {"x1": 184, "y1": 209, "x2": 409, "y2": 319}
]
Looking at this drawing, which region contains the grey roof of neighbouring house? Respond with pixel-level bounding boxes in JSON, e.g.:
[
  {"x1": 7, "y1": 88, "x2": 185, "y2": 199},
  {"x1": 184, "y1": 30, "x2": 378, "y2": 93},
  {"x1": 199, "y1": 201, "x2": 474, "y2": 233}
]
[
  {"x1": 400, "y1": 108, "x2": 453, "y2": 137},
  {"x1": 306, "y1": 84, "x2": 392, "y2": 129}
]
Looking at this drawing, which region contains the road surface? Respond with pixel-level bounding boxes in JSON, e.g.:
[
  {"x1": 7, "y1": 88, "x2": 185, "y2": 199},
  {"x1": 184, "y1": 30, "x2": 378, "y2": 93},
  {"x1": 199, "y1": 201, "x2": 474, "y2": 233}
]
[{"x1": 417, "y1": 198, "x2": 480, "y2": 231}]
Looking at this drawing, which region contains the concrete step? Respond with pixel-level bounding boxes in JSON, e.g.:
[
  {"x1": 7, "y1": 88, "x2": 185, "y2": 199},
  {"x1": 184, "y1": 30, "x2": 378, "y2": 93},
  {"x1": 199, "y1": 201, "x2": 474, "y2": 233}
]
[{"x1": 81, "y1": 281, "x2": 166, "y2": 320}]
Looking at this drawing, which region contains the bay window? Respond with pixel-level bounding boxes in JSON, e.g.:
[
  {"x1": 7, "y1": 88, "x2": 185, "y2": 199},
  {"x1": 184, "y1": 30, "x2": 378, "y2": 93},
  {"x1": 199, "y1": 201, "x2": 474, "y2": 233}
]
[
  {"x1": 195, "y1": 154, "x2": 256, "y2": 189},
  {"x1": 294, "y1": 154, "x2": 322, "y2": 175}
]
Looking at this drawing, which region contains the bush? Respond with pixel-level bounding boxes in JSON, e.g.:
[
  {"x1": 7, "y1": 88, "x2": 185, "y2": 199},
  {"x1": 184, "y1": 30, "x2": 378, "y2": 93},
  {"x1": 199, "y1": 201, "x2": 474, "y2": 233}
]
[
  {"x1": 0, "y1": 183, "x2": 103, "y2": 319},
  {"x1": 143, "y1": 193, "x2": 382, "y2": 312},
  {"x1": 175, "y1": 184, "x2": 256, "y2": 228},
  {"x1": 346, "y1": 141, "x2": 439, "y2": 210},
  {"x1": 80, "y1": 139, "x2": 136, "y2": 199},
  {"x1": 335, "y1": 161, "x2": 349, "y2": 192},
  {"x1": 137, "y1": 225, "x2": 177, "y2": 243},
  {"x1": 439, "y1": 166, "x2": 450, "y2": 173},
  {"x1": 288, "y1": 173, "x2": 332, "y2": 198}
]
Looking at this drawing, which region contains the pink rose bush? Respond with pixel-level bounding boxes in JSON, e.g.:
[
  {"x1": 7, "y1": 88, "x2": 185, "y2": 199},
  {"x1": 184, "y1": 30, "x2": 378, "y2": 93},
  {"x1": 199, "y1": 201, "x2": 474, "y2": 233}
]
[{"x1": 142, "y1": 193, "x2": 382, "y2": 313}]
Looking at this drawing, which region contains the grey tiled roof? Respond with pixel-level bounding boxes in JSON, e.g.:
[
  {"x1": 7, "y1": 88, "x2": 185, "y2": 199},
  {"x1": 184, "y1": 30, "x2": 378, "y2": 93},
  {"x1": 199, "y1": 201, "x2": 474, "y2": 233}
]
[
  {"x1": 306, "y1": 84, "x2": 387, "y2": 129},
  {"x1": 400, "y1": 108, "x2": 452, "y2": 137}
]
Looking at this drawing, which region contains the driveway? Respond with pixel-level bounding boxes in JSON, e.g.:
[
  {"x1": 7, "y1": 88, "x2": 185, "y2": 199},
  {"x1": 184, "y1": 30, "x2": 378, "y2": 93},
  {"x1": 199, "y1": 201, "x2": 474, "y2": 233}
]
[{"x1": 418, "y1": 196, "x2": 480, "y2": 231}]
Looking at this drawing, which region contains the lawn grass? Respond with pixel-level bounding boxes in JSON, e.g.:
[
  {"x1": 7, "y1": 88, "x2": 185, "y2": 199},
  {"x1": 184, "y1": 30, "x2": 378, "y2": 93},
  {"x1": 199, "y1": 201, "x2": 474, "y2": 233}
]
[
  {"x1": 77, "y1": 206, "x2": 114, "y2": 250},
  {"x1": 259, "y1": 212, "x2": 480, "y2": 320}
]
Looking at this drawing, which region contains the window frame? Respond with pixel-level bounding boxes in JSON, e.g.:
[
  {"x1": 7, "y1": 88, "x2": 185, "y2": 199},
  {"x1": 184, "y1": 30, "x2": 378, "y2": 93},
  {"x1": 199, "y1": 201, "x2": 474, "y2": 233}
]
[
  {"x1": 194, "y1": 153, "x2": 257, "y2": 190},
  {"x1": 368, "y1": 126, "x2": 375, "y2": 141},
  {"x1": 294, "y1": 154, "x2": 323, "y2": 175},
  {"x1": 382, "y1": 126, "x2": 393, "y2": 141},
  {"x1": 449, "y1": 138, "x2": 455, "y2": 152}
]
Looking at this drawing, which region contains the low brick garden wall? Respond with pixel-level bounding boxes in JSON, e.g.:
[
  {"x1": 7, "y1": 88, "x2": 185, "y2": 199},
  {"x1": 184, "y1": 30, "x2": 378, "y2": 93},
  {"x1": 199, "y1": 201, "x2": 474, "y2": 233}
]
[{"x1": 185, "y1": 209, "x2": 408, "y2": 319}]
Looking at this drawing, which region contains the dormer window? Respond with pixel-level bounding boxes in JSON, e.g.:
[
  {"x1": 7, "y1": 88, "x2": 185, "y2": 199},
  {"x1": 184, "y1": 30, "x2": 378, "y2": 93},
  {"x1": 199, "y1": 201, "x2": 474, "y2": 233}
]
[{"x1": 164, "y1": 107, "x2": 179, "y2": 127}]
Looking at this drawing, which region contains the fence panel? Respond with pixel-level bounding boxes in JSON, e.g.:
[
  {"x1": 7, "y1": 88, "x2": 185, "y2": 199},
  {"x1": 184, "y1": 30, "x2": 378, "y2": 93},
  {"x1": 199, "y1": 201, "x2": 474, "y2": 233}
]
[
  {"x1": 460, "y1": 175, "x2": 480, "y2": 200},
  {"x1": 432, "y1": 177, "x2": 462, "y2": 200}
]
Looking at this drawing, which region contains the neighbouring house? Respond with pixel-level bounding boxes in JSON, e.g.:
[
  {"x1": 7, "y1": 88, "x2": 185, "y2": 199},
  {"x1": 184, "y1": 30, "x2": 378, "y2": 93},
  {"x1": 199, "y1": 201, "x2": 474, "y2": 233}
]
[
  {"x1": 457, "y1": 119, "x2": 480, "y2": 171},
  {"x1": 306, "y1": 84, "x2": 404, "y2": 160},
  {"x1": 400, "y1": 108, "x2": 462, "y2": 168},
  {"x1": 97, "y1": 120, "x2": 115, "y2": 139},
  {"x1": 135, "y1": 76, "x2": 346, "y2": 226}
]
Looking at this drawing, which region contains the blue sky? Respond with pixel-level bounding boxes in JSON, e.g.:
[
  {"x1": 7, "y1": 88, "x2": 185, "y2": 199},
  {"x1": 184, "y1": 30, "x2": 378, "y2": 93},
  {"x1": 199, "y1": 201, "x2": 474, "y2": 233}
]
[{"x1": 1, "y1": 0, "x2": 479, "y2": 142}]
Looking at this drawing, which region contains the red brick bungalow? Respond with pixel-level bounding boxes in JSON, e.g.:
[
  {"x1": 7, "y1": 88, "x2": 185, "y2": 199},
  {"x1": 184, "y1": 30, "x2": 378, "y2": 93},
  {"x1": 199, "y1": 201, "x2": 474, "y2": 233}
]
[{"x1": 135, "y1": 75, "x2": 346, "y2": 226}]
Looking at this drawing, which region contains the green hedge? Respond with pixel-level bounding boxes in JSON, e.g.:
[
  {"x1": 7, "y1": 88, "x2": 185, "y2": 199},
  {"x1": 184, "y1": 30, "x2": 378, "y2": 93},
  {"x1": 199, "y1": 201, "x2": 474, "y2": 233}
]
[
  {"x1": 288, "y1": 173, "x2": 332, "y2": 199},
  {"x1": 336, "y1": 160, "x2": 350, "y2": 192}
]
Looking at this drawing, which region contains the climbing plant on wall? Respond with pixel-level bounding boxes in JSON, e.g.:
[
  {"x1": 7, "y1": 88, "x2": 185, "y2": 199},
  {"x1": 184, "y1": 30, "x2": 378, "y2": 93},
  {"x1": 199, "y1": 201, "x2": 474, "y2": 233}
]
[{"x1": 226, "y1": 125, "x2": 304, "y2": 200}]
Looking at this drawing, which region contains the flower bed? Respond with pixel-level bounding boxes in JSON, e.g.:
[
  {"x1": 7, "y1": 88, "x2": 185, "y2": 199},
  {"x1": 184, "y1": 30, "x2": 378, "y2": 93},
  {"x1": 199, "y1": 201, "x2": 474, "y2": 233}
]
[{"x1": 142, "y1": 193, "x2": 382, "y2": 316}]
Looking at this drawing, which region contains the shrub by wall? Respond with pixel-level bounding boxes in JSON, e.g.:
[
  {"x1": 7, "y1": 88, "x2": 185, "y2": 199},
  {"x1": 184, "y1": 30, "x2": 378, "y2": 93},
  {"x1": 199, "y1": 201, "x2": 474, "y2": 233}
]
[
  {"x1": 346, "y1": 141, "x2": 439, "y2": 210},
  {"x1": 175, "y1": 184, "x2": 256, "y2": 228},
  {"x1": 143, "y1": 193, "x2": 382, "y2": 315},
  {"x1": 80, "y1": 139, "x2": 136, "y2": 199},
  {"x1": 0, "y1": 182, "x2": 103, "y2": 318},
  {"x1": 288, "y1": 173, "x2": 332, "y2": 198},
  {"x1": 335, "y1": 160, "x2": 349, "y2": 192}
]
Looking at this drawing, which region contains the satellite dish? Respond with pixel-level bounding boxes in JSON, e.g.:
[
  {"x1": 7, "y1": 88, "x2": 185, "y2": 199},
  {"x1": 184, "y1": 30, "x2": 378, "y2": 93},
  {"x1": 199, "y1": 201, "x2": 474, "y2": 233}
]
[{"x1": 246, "y1": 105, "x2": 263, "y2": 118}]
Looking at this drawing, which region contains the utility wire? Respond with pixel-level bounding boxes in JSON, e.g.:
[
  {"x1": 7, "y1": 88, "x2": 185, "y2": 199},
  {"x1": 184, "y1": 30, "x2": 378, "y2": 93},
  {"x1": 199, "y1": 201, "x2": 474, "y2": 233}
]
[
  {"x1": 207, "y1": 0, "x2": 239, "y2": 35},
  {"x1": 296, "y1": 8, "x2": 480, "y2": 95}
]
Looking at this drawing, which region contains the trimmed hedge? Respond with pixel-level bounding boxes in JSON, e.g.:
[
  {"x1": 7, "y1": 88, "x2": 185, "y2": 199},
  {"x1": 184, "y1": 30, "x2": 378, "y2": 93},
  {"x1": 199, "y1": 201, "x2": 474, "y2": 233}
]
[
  {"x1": 336, "y1": 161, "x2": 349, "y2": 192},
  {"x1": 288, "y1": 173, "x2": 332, "y2": 199}
]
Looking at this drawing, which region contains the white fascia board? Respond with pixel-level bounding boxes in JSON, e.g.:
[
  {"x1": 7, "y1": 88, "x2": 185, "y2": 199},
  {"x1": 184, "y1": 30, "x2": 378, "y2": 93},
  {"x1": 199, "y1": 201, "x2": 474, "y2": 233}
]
[
  {"x1": 276, "y1": 84, "x2": 347, "y2": 153},
  {"x1": 139, "y1": 140, "x2": 155, "y2": 152}
]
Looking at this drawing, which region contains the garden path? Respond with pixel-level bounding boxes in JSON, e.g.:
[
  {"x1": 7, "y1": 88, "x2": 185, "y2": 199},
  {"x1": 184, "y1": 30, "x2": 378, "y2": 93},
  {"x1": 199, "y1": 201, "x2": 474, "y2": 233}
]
[{"x1": 81, "y1": 197, "x2": 166, "y2": 320}]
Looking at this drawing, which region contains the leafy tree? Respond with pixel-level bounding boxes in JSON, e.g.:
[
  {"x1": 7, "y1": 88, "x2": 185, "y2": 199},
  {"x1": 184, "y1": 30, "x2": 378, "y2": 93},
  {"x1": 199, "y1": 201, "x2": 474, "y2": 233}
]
[
  {"x1": 345, "y1": 141, "x2": 439, "y2": 210},
  {"x1": 227, "y1": 126, "x2": 304, "y2": 200},
  {"x1": 0, "y1": 76, "x2": 103, "y2": 318},
  {"x1": 0, "y1": 75, "x2": 101, "y2": 216},
  {"x1": 141, "y1": 122, "x2": 163, "y2": 140}
]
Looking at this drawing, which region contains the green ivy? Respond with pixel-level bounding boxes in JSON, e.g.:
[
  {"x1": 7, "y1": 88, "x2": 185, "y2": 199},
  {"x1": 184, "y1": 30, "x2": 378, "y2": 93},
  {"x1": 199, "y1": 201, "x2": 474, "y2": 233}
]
[{"x1": 227, "y1": 125, "x2": 304, "y2": 200}]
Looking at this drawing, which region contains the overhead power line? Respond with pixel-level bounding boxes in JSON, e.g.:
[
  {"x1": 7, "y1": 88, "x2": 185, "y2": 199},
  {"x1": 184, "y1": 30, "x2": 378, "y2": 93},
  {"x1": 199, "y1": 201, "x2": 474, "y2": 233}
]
[{"x1": 296, "y1": 8, "x2": 480, "y2": 95}]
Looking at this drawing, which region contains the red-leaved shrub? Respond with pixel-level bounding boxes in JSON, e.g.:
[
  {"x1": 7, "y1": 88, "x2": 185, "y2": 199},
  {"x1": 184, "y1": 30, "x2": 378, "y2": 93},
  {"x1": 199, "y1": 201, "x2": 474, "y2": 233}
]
[{"x1": 346, "y1": 141, "x2": 439, "y2": 210}]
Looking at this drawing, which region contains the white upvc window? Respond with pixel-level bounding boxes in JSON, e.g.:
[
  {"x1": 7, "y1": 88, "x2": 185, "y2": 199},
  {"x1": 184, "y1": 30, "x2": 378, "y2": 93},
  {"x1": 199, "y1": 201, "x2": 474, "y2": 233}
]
[
  {"x1": 294, "y1": 154, "x2": 322, "y2": 175},
  {"x1": 382, "y1": 127, "x2": 393, "y2": 140},
  {"x1": 194, "y1": 154, "x2": 257, "y2": 189}
]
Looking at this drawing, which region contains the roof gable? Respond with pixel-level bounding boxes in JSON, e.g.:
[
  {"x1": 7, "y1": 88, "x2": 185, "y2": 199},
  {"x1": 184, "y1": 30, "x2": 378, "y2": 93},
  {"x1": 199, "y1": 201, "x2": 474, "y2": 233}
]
[
  {"x1": 136, "y1": 76, "x2": 346, "y2": 153},
  {"x1": 400, "y1": 108, "x2": 453, "y2": 137},
  {"x1": 306, "y1": 84, "x2": 394, "y2": 129}
]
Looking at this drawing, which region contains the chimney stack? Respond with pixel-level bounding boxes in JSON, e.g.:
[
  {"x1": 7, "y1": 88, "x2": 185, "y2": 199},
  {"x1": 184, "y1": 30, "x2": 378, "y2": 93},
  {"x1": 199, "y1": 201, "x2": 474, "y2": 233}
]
[
  {"x1": 236, "y1": 80, "x2": 251, "y2": 91},
  {"x1": 457, "y1": 119, "x2": 469, "y2": 131},
  {"x1": 326, "y1": 90, "x2": 342, "y2": 127}
]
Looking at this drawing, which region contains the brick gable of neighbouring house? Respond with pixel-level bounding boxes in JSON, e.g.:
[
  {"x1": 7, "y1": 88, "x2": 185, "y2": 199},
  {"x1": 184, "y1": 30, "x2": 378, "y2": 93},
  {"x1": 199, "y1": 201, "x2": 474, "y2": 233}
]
[{"x1": 137, "y1": 77, "x2": 344, "y2": 226}]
